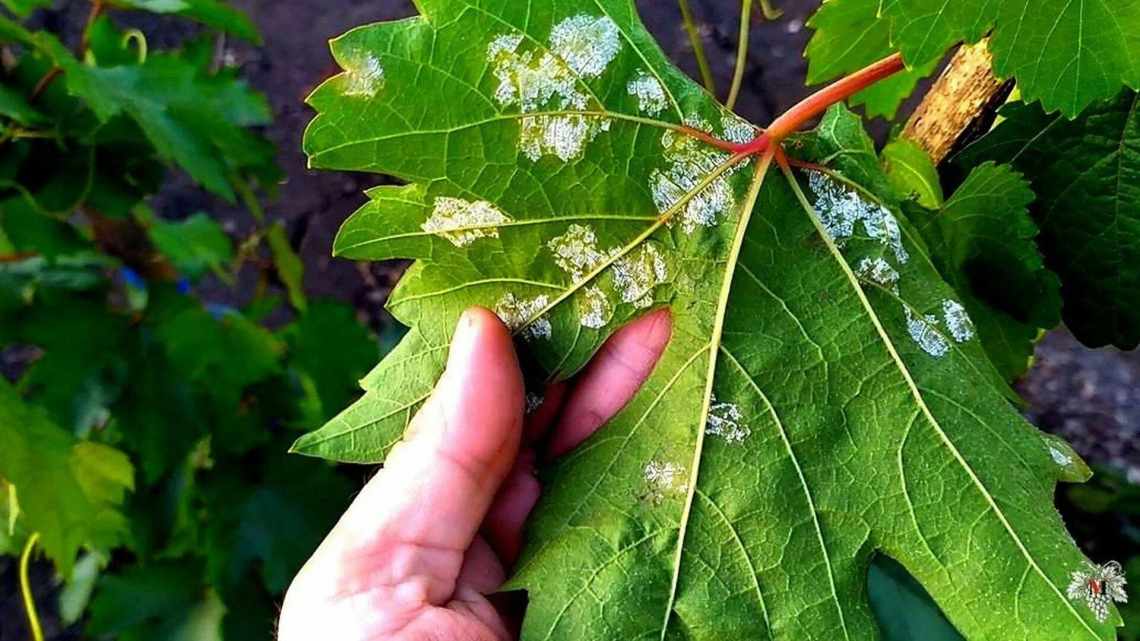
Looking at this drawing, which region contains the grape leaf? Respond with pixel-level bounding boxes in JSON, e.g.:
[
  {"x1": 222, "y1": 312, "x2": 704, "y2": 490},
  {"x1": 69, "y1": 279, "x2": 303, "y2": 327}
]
[
  {"x1": 266, "y1": 222, "x2": 307, "y2": 312},
  {"x1": 804, "y1": 0, "x2": 938, "y2": 119},
  {"x1": 881, "y1": 138, "x2": 943, "y2": 208},
  {"x1": 282, "y1": 300, "x2": 377, "y2": 420},
  {"x1": 109, "y1": 0, "x2": 261, "y2": 43},
  {"x1": 0, "y1": 0, "x2": 50, "y2": 17},
  {"x1": 297, "y1": 3, "x2": 1119, "y2": 638},
  {"x1": 806, "y1": 0, "x2": 1140, "y2": 118},
  {"x1": 0, "y1": 379, "x2": 134, "y2": 574},
  {"x1": 956, "y1": 92, "x2": 1140, "y2": 349},
  {"x1": 909, "y1": 162, "x2": 1061, "y2": 381},
  {"x1": 144, "y1": 211, "x2": 234, "y2": 280}
]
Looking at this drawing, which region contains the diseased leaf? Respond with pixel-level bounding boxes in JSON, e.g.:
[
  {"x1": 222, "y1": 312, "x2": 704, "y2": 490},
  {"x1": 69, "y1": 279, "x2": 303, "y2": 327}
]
[
  {"x1": 909, "y1": 162, "x2": 1061, "y2": 381},
  {"x1": 0, "y1": 379, "x2": 134, "y2": 574},
  {"x1": 882, "y1": 138, "x2": 943, "y2": 208},
  {"x1": 297, "y1": 3, "x2": 1120, "y2": 639},
  {"x1": 957, "y1": 92, "x2": 1140, "y2": 349}
]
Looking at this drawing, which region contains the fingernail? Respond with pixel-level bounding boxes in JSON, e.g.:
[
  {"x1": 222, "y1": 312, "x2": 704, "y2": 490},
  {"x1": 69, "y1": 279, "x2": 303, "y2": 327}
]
[{"x1": 447, "y1": 308, "x2": 481, "y2": 372}]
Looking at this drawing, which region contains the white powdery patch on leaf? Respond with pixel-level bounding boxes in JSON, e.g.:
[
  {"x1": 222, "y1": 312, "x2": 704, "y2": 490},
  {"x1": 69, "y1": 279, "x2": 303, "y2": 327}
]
[
  {"x1": 1049, "y1": 446, "x2": 1073, "y2": 466},
  {"x1": 525, "y1": 392, "x2": 544, "y2": 415},
  {"x1": 721, "y1": 113, "x2": 758, "y2": 144},
  {"x1": 549, "y1": 15, "x2": 622, "y2": 79},
  {"x1": 905, "y1": 308, "x2": 950, "y2": 358},
  {"x1": 489, "y1": 33, "x2": 587, "y2": 112},
  {"x1": 855, "y1": 257, "x2": 900, "y2": 291},
  {"x1": 613, "y1": 244, "x2": 668, "y2": 308},
  {"x1": 807, "y1": 171, "x2": 909, "y2": 264},
  {"x1": 519, "y1": 114, "x2": 611, "y2": 162},
  {"x1": 578, "y1": 285, "x2": 613, "y2": 329},
  {"x1": 651, "y1": 123, "x2": 737, "y2": 233},
  {"x1": 421, "y1": 197, "x2": 512, "y2": 247},
  {"x1": 343, "y1": 54, "x2": 385, "y2": 98},
  {"x1": 547, "y1": 224, "x2": 620, "y2": 281},
  {"x1": 1067, "y1": 561, "x2": 1128, "y2": 623},
  {"x1": 706, "y1": 399, "x2": 751, "y2": 443},
  {"x1": 495, "y1": 293, "x2": 552, "y2": 341},
  {"x1": 627, "y1": 70, "x2": 668, "y2": 115},
  {"x1": 941, "y1": 299, "x2": 975, "y2": 343},
  {"x1": 644, "y1": 460, "x2": 686, "y2": 503},
  {"x1": 488, "y1": 16, "x2": 620, "y2": 162}
]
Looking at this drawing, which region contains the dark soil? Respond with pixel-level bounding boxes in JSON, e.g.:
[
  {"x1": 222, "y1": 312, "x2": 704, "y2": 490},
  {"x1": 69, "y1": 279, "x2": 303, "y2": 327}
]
[{"x1": 2, "y1": 1, "x2": 1136, "y2": 639}]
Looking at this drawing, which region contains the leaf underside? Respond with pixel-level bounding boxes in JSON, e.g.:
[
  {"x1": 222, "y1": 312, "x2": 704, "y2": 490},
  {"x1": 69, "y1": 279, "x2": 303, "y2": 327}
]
[{"x1": 298, "y1": 2, "x2": 1119, "y2": 639}]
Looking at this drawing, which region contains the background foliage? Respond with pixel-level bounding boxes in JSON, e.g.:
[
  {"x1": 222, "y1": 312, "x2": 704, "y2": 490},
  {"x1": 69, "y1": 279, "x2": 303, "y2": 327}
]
[{"x1": 0, "y1": 1, "x2": 382, "y2": 638}]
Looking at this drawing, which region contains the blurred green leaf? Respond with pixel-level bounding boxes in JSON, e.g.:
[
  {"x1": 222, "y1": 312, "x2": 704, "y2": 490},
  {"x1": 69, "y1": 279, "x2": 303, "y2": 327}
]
[
  {"x1": 145, "y1": 211, "x2": 234, "y2": 279},
  {"x1": 110, "y1": 0, "x2": 261, "y2": 43},
  {"x1": 0, "y1": 379, "x2": 134, "y2": 574},
  {"x1": 266, "y1": 222, "x2": 306, "y2": 312},
  {"x1": 0, "y1": 0, "x2": 52, "y2": 17},
  {"x1": 0, "y1": 83, "x2": 46, "y2": 124},
  {"x1": 284, "y1": 300, "x2": 376, "y2": 420},
  {"x1": 87, "y1": 558, "x2": 206, "y2": 635}
]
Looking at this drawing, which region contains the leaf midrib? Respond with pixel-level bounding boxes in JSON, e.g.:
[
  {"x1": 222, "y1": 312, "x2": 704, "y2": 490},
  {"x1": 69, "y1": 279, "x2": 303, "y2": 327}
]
[{"x1": 658, "y1": 153, "x2": 774, "y2": 640}]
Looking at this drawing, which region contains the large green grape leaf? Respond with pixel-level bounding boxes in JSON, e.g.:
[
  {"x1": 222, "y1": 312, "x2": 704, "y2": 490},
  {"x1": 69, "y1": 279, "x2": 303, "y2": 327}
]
[
  {"x1": 296, "y1": 2, "x2": 1120, "y2": 638},
  {"x1": 0, "y1": 379, "x2": 134, "y2": 574},
  {"x1": 805, "y1": 0, "x2": 1140, "y2": 118},
  {"x1": 956, "y1": 92, "x2": 1140, "y2": 350}
]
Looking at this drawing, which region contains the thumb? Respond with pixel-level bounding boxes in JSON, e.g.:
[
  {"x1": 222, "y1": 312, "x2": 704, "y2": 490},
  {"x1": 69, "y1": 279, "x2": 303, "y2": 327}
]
[{"x1": 330, "y1": 307, "x2": 525, "y2": 600}]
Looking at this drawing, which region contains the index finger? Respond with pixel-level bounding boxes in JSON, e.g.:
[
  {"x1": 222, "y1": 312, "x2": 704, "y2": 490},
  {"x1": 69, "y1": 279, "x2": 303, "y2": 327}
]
[{"x1": 546, "y1": 309, "x2": 672, "y2": 458}]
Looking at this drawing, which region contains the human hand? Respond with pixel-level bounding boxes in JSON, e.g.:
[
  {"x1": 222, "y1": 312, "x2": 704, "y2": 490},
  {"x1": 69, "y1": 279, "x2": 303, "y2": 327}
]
[{"x1": 279, "y1": 306, "x2": 672, "y2": 641}]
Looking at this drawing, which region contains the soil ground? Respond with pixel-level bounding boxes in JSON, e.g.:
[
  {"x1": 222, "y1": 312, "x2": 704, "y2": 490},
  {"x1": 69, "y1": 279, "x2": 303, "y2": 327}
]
[{"x1": 1, "y1": 1, "x2": 1137, "y2": 639}]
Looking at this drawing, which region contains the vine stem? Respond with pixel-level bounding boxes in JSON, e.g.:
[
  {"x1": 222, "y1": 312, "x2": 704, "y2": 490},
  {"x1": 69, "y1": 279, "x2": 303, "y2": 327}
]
[
  {"x1": 80, "y1": 0, "x2": 105, "y2": 53},
  {"x1": 725, "y1": 0, "x2": 753, "y2": 110},
  {"x1": 693, "y1": 52, "x2": 906, "y2": 156},
  {"x1": 19, "y1": 533, "x2": 45, "y2": 641},
  {"x1": 677, "y1": 0, "x2": 717, "y2": 94}
]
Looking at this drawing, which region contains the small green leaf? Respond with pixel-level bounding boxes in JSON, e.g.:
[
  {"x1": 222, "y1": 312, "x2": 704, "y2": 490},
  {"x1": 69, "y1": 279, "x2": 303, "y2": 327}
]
[
  {"x1": 145, "y1": 211, "x2": 234, "y2": 280},
  {"x1": 266, "y1": 222, "x2": 306, "y2": 312},
  {"x1": 957, "y1": 91, "x2": 1140, "y2": 349},
  {"x1": 882, "y1": 138, "x2": 943, "y2": 208}
]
